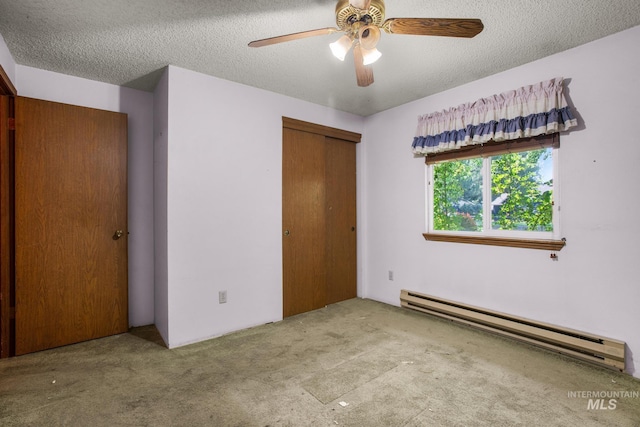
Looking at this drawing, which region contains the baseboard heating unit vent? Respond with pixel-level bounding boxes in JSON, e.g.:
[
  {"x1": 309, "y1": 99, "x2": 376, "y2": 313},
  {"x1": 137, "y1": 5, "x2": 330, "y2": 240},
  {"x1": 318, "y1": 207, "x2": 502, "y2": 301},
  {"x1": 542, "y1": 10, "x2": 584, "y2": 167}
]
[{"x1": 400, "y1": 289, "x2": 626, "y2": 372}]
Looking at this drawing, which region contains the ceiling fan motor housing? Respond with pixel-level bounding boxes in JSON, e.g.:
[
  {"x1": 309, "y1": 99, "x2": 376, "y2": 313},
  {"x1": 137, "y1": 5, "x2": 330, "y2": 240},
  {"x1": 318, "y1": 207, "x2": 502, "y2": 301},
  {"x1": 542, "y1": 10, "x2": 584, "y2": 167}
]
[{"x1": 335, "y1": 0, "x2": 385, "y2": 33}]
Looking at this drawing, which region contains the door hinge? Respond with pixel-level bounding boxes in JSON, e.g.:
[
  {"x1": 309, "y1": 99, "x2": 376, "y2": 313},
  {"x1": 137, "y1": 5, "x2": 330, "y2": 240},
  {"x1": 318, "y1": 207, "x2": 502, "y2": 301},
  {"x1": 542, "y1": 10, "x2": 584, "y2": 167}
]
[{"x1": 7, "y1": 117, "x2": 15, "y2": 130}]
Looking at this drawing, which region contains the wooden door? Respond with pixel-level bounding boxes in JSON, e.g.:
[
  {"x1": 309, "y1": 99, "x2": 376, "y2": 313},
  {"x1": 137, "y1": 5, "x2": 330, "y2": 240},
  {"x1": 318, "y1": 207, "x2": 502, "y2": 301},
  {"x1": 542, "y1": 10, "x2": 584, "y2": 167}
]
[
  {"x1": 282, "y1": 118, "x2": 359, "y2": 318},
  {"x1": 282, "y1": 128, "x2": 327, "y2": 317},
  {"x1": 14, "y1": 97, "x2": 128, "y2": 355},
  {"x1": 0, "y1": 94, "x2": 13, "y2": 358},
  {"x1": 325, "y1": 137, "x2": 357, "y2": 305}
]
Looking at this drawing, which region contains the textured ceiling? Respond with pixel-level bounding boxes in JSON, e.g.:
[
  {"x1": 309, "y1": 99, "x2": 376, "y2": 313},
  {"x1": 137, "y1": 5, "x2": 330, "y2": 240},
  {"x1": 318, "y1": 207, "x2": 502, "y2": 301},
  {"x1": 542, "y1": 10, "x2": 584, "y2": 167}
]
[{"x1": 0, "y1": 0, "x2": 639, "y2": 116}]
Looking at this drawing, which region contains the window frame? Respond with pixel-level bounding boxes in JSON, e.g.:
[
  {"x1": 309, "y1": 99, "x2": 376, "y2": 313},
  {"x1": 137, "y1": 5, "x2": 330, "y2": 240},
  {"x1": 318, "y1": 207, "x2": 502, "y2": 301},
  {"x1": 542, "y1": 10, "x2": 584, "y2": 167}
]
[{"x1": 423, "y1": 134, "x2": 566, "y2": 251}]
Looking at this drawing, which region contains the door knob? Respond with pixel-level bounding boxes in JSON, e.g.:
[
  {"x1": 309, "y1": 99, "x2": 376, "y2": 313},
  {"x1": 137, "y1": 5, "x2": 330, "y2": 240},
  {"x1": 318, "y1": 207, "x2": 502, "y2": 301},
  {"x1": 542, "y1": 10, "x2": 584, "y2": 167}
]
[
  {"x1": 284, "y1": 230, "x2": 290, "y2": 236},
  {"x1": 113, "y1": 230, "x2": 124, "y2": 240}
]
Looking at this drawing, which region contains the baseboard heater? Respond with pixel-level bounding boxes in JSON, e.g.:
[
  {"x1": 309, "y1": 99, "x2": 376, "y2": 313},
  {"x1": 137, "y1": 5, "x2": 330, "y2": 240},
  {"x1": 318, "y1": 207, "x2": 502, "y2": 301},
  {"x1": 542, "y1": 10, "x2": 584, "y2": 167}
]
[{"x1": 400, "y1": 289, "x2": 626, "y2": 372}]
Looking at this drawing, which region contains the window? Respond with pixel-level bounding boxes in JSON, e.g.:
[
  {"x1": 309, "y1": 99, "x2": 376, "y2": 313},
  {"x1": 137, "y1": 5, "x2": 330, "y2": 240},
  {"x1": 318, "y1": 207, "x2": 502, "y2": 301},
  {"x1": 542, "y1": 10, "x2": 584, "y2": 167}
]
[{"x1": 424, "y1": 135, "x2": 565, "y2": 250}]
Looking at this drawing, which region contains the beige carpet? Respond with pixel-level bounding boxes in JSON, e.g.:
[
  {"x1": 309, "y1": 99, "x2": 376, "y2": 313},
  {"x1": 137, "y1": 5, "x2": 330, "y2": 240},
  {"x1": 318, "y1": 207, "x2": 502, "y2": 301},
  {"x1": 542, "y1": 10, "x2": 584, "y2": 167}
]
[{"x1": 1, "y1": 298, "x2": 639, "y2": 426}]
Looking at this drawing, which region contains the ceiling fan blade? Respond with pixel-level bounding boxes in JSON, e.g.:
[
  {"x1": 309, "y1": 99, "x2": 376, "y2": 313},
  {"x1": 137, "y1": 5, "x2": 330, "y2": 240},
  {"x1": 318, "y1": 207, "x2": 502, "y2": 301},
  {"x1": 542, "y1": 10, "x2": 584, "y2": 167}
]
[
  {"x1": 382, "y1": 18, "x2": 484, "y2": 38},
  {"x1": 349, "y1": 0, "x2": 371, "y2": 10},
  {"x1": 248, "y1": 28, "x2": 340, "y2": 47},
  {"x1": 353, "y1": 44, "x2": 374, "y2": 87}
]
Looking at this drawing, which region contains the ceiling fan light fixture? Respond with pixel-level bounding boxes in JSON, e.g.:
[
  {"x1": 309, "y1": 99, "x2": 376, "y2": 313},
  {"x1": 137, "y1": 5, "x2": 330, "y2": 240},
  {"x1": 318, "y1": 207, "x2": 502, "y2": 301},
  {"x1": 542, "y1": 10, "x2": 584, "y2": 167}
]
[
  {"x1": 361, "y1": 45, "x2": 382, "y2": 65},
  {"x1": 349, "y1": 0, "x2": 372, "y2": 11},
  {"x1": 330, "y1": 34, "x2": 353, "y2": 61},
  {"x1": 358, "y1": 25, "x2": 381, "y2": 50}
]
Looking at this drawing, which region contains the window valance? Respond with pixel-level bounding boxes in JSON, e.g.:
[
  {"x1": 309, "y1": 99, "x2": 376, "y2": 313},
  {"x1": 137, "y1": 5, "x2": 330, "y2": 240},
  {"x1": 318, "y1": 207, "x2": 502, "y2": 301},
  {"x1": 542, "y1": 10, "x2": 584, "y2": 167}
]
[{"x1": 412, "y1": 77, "x2": 578, "y2": 156}]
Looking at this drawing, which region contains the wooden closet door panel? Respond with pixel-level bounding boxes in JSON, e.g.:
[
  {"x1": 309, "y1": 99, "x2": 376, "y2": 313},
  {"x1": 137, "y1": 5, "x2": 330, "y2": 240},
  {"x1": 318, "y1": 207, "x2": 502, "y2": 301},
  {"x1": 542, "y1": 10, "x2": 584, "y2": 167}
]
[
  {"x1": 282, "y1": 128, "x2": 327, "y2": 317},
  {"x1": 14, "y1": 97, "x2": 128, "y2": 355},
  {"x1": 325, "y1": 137, "x2": 357, "y2": 305},
  {"x1": 0, "y1": 95, "x2": 12, "y2": 358}
]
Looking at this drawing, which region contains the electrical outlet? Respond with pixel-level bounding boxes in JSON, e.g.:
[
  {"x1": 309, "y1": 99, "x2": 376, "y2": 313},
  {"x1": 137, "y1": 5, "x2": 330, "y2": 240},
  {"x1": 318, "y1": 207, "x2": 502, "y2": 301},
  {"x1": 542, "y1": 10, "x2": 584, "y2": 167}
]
[
  {"x1": 388, "y1": 270, "x2": 394, "y2": 281},
  {"x1": 219, "y1": 290, "x2": 227, "y2": 304}
]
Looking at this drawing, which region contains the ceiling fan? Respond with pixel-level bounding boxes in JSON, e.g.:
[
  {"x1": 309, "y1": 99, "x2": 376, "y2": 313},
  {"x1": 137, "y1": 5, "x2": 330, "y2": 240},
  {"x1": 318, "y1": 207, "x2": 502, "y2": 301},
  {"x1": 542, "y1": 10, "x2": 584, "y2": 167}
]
[{"x1": 248, "y1": 0, "x2": 484, "y2": 87}]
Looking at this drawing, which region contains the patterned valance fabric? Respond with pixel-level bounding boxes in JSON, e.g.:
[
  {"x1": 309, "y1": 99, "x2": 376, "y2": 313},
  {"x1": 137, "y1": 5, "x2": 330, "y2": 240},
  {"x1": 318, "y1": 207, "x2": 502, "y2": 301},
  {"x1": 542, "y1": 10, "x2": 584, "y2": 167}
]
[{"x1": 412, "y1": 77, "x2": 578, "y2": 156}]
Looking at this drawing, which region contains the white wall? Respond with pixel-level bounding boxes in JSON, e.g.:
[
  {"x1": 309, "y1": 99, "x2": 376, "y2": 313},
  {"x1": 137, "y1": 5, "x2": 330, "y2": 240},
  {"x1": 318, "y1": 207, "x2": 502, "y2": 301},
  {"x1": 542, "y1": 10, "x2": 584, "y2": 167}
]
[
  {"x1": 153, "y1": 68, "x2": 170, "y2": 343},
  {"x1": 0, "y1": 33, "x2": 16, "y2": 86},
  {"x1": 160, "y1": 65, "x2": 365, "y2": 347},
  {"x1": 15, "y1": 66, "x2": 156, "y2": 327},
  {"x1": 362, "y1": 25, "x2": 640, "y2": 377}
]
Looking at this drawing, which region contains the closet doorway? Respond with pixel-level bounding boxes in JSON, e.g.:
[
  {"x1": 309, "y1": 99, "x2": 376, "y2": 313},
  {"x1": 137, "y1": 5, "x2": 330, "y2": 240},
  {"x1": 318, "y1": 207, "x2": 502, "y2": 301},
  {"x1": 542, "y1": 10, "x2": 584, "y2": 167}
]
[{"x1": 282, "y1": 118, "x2": 359, "y2": 317}]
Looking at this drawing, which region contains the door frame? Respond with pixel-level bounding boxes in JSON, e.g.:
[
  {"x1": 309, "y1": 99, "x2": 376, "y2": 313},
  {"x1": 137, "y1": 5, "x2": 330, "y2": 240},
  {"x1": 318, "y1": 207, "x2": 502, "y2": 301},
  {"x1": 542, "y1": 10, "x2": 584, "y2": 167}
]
[
  {"x1": 0, "y1": 64, "x2": 17, "y2": 358},
  {"x1": 282, "y1": 117, "x2": 361, "y2": 143}
]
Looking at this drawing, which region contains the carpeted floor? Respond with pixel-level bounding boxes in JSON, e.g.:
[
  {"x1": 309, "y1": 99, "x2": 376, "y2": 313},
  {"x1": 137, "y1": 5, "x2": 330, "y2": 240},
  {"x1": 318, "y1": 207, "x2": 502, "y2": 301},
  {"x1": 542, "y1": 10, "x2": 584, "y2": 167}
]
[{"x1": 1, "y1": 298, "x2": 639, "y2": 426}]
